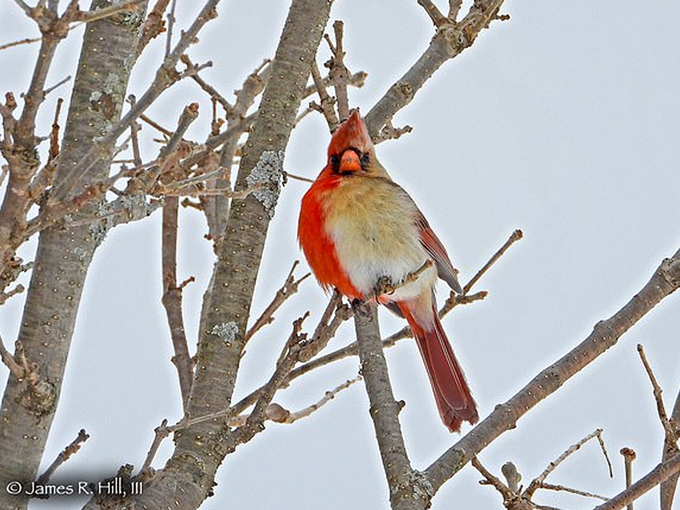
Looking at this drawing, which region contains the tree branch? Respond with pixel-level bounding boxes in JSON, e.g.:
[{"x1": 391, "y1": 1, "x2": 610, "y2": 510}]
[
  {"x1": 423, "y1": 248, "x2": 680, "y2": 493},
  {"x1": 365, "y1": 0, "x2": 509, "y2": 138},
  {"x1": 593, "y1": 453, "x2": 680, "y2": 510},
  {"x1": 352, "y1": 300, "x2": 432, "y2": 510},
  {"x1": 81, "y1": 2, "x2": 334, "y2": 508}
]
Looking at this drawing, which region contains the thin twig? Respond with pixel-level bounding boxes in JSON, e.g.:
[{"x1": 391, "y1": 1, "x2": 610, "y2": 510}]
[
  {"x1": 229, "y1": 376, "x2": 361, "y2": 426},
  {"x1": 0, "y1": 334, "x2": 24, "y2": 378},
  {"x1": 140, "y1": 114, "x2": 173, "y2": 136},
  {"x1": 165, "y1": 0, "x2": 178, "y2": 57},
  {"x1": 246, "y1": 261, "x2": 311, "y2": 342},
  {"x1": 525, "y1": 429, "x2": 607, "y2": 498},
  {"x1": 621, "y1": 447, "x2": 636, "y2": 510},
  {"x1": 35, "y1": 429, "x2": 90, "y2": 485},
  {"x1": 637, "y1": 344, "x2": 671, "y2": 429},
  {"x1": 128, "y1": 95, "x2": 143, "y2": 168},
  {"x1": 541, "y1": 483, "x2": 608, "y2": 501},
  {"x1": 465, "y1": 229, "x2": 523, "y2": 293},
  {"x1": 325, "y1": 21, "x2": 350, "y2": 122},
  {"x1": 471, "y1": 457, "x2": 514, "y2": 500},
  {"x1": 160, "y1": 104, "x2": 200, "y2": 408},
  {"x1": 593, "y1": 453, "x2": 680, "y2": 510},
  {"x1": 0, "y1": 36, "x2": 42, "y2": 52},
  {"x1": 139, "y1": 419, "x2": 169, "y2": 475},
  {"x1": 285, "y1": 172, "x2": 314, "y2": 184},
  {"x1": 662, "y1": 384, "x2": 680, "y2": 509},
  {"x1": 310, "y1": 60, "x2": 339, "y2": 130}
]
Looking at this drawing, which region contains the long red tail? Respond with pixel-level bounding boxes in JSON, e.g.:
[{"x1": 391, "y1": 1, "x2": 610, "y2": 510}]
[{"x1": 399, "y1": 298, "x2": 478, "y2": 432}]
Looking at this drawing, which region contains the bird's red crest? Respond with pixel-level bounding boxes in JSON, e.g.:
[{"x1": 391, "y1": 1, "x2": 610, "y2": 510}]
[{"x1": 328, "y1": 110, "x2": 373, "y2": 157}]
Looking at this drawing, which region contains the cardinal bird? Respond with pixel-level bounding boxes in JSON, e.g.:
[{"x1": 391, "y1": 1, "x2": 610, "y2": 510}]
[{"x1": 298, "y1": 111, "x2": 478, "y2": 432}]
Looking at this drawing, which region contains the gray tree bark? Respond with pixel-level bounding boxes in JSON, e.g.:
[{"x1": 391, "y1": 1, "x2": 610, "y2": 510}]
[
  {"x1": 82, "y1": 0, "x2": 332, "y2": 507},
  {"x1": 0, "y1": 3, "x2": 147, "y2": 508}
]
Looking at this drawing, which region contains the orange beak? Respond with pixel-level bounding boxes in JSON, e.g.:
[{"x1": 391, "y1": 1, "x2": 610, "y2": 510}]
[{"x1": 339, "y1": 149, "x2": 362, "y2": 173}]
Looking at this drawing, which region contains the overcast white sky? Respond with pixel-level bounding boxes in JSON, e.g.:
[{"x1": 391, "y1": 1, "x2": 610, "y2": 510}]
[{"x1": 1, "y1": 0, "x2": 680, "y2": 509}]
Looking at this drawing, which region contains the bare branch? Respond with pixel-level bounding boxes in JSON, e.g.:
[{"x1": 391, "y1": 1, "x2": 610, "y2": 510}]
[
  {"x1": 637, "y1": 344, "x2": 672, "y2": 431},
  {"x1": 417, "y1": 0, "x2": 448, "y2": 27},
  {"x1": 423, "y1": 249, "x2": 680, "y2": 494},
  {"x1": 246, "y1": 261, "x2": 311, "y2": 342},
  {"x1": 310, "y1": 60, "x2": 339, "y2": 130},
  {"x1": 661, "y1": 387, "x2": 680, "y2": 509},
  {"x1": 0, "y1": 36, "x2": 42, "y2": 52},
  {"x1": 326, "y1": 20, "x2": 351, "y2": 122},
  {"x1": 0, "y1": 334, "x2": 25, "y2": 379},
  {"x1": 158, "y1": 104, "x2": 201, "y2": 407},
  {"x1": 36, "y1": 429, "x2": 90, "y2": 485},
  {"x1": 465, "y1": 229, "x2": 523, "y2": 293},
  {"x1": 352, "y1": 300, "x2": 433, "y2": 510},
  {"x1": 127, "y1": 95, "x2": 143, "y2": 168},
  {"x1": 229, "y1": 376, "x2": 361, "y2": 427},
  {"x1": 593, "y1": 453, "x2": 680, "y2": 510},
  {"x1": 620, "y1": 447, "x2": 636, "y2": 510},
  {"x1": 138, "y1": 0, "x2": 172, "y2": 52},
  {"x1": 541, "y1": 483, "x2": 608, "y2": 501},
  {"x1": 139, "y1": 419, "x2": 169, "y2": 475},
  {"x1": 471, "y1": 457, "x2": 515, "y2": 501},
  {"x1": 525, "y1": 429, "x2": 607, "y2": 498},
  {"x1": 164, "y1": 0, "x2": 177, "y2": 57}
]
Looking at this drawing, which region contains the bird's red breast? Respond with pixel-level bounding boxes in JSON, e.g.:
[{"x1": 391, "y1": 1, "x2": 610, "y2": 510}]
[{"x1": 298, "y1": 172, "x2": 362, "y2": 299}]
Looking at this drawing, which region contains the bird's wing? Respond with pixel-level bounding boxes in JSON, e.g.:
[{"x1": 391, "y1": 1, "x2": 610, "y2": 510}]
[{"x1": 416, "y1": 212, "x2": 463, "y2": 294}]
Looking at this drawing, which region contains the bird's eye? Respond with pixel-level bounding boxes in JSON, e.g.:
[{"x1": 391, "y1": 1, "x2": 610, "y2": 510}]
[
  {"x1": 330, "y1": 155, "x2": 340, "y2": 169},
  {"x1": 360, "y1": 152, "x2": 370, "y2": 166}
]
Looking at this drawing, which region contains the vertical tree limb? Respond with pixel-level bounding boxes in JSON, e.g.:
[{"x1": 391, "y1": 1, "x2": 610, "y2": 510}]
[
  {"x1": 661, "y1": 388, "x2": 680, "y2": 510},
  {"x1": 160, "y1": 104, "x2": 200, "y2": 407},
  {"x1": 0, "y1": 2, "x2": 148, "y2": 509},
  {"x1": 82, "y1": 2, "x2": 333, "y2": 508},
  {"x1": 353, "y1": 300, "x2": 432, "y2": 510}
]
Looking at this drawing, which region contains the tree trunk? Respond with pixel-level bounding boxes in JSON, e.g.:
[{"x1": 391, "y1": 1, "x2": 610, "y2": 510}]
[
  {"x1": 0, "y1": 3, "x2": 147, "y2": 508},
  {"x1": 82, "y1": 1, "x2": 333, "y2": 508}
]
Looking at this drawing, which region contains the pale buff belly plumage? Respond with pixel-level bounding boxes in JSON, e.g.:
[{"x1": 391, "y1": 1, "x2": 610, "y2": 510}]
[{"x1": 322, "y1": 176, "x2": 437, "y2": 301}]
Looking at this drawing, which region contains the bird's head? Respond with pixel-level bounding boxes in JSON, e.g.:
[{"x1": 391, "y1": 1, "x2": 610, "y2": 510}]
[{"x1": 326, "y1": 110, "x2": 382, "y2": 176}]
